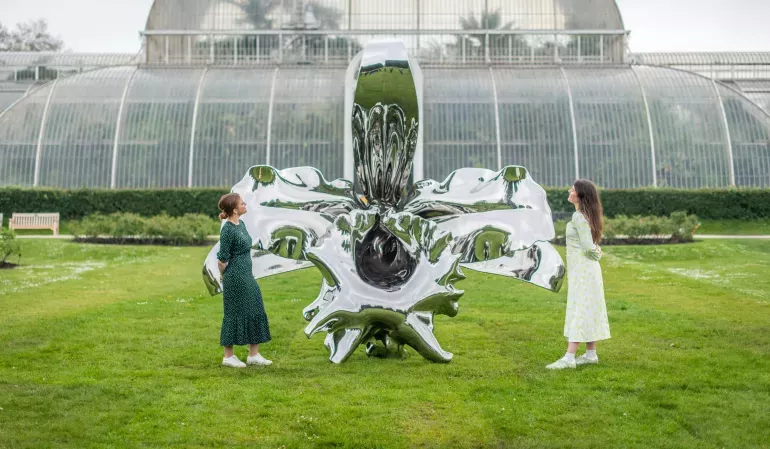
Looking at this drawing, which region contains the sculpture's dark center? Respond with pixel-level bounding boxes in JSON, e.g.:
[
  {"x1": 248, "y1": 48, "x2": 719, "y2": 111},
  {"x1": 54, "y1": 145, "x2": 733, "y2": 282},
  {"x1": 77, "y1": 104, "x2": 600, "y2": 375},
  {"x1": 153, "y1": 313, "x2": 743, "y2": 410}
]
[{"x1": 355, "y1": 222, "x2": 416, "y2": 290}]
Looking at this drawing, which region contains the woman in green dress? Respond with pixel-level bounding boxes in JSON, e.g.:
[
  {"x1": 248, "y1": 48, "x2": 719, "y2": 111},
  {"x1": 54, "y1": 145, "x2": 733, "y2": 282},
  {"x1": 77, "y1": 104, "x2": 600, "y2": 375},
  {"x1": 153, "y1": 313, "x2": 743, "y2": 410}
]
[{"x1": 217, "y1": 193, "x2": 272, "y2": 368}]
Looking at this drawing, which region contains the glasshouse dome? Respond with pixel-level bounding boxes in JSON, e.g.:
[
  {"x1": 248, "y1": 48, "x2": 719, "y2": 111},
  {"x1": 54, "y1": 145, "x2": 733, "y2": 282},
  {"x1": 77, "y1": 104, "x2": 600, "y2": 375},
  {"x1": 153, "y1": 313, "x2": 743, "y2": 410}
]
[
  {"x1": 1, "y1": 0, "x2": 769, "y2": 189},
  {"x1": 144, "y1": 0, "x2": 625, "y2": 31}
]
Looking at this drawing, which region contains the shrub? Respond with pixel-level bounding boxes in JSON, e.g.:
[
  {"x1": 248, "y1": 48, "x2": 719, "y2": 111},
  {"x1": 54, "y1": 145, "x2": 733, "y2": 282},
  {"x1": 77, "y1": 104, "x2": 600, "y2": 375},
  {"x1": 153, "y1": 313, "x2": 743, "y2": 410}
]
[
  {"x1": 553, "y1": 211, "x2": 700, "y2": 244},
  {"x1": 1, "y1": 229, "x2": 22, "y2": 264},
  {"x1": 71, "y1": 212, "x2": 219, "y2": 246},
  {"x1": 113, "y1": 213, "x2": 145, "y2": 239},
  {"x1": 70, "y1": 213, "x2": 116, "y2": 239},
  {"x1": 668, "y1": 211, "x2": 701, "y2": 242}
]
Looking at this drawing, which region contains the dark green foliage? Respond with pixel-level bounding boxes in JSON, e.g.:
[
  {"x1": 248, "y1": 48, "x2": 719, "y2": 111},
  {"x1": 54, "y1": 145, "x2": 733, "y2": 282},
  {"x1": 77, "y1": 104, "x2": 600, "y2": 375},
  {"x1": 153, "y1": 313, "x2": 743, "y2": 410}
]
[
  {"x1": 2, "y1": 187, "x2": 769, "y2": 222},
  {"x1": 69, "y1": 212, "x2": 219, "y2": 245},
  {"x1": 0, "y1": 187, "x2": 228, "y2": 221},
  {"x1": 545, "y1": 188, "x2": 770, "y2": 219},
  {"x1": 555, "y1": 211, "x2": 701, "y2": 244},
  {"x1": 1, "y1": 228, "x2": 21, "y2": 264}
]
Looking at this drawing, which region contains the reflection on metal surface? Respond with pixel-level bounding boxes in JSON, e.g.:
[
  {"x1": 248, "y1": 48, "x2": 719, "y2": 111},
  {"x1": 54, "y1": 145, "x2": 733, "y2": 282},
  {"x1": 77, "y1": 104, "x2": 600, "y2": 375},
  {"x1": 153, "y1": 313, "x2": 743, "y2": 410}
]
[
  {"x1": 353, "y1": 40, "x2": 419, "y2": 206},
  {"x1": 204, "y1": 40, "x2": 565, "y2": 363}
]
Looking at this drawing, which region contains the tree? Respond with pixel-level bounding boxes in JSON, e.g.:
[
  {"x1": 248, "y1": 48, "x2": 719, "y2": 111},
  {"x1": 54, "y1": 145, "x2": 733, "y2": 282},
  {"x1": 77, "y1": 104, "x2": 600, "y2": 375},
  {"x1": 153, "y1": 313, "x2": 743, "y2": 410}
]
[
  {"x1": 449, "y1": 9, "x2": 529, "y2": 61},
  {"x1": 204, "y1": 0, "x2": 358, "y2": 62},
  {"x1": 0, "y1": 23, "x2": 9, "y2": 49},
  {"x1": 562, "y1": 13, "x2": 623, "y2": 63},
  {"x1": 0, "y1": 19, "x2": 64, "y2": 52},
  {"x1": 231, "y1": 0, "x2": 280, "y2": 29}
]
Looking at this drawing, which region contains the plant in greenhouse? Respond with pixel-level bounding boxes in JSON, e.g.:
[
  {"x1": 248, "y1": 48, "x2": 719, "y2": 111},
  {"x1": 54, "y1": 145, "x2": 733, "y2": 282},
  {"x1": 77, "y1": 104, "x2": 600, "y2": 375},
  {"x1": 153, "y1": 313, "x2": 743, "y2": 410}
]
[
  {"x1": 450, "y1": 9, "x2": 528, "y2": 59},
  {"x1": 200, "y1": 0, "x2": 360, "y2": 61}
]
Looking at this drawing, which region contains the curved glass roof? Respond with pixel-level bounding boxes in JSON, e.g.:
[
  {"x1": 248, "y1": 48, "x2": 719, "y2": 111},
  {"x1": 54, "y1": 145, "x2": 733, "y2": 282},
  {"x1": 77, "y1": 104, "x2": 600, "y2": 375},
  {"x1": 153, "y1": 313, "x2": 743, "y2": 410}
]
[
  {"x1": 0, "y1": 52, "x2": 141, "y2": 67},
  {"x1": 145, "y1": 0, "x2": 625, "y2": 32},
  {"x1": 141, "y1": 1, "x2": 628, "y2": 65},
  {"x1": 633, "y1": 52, "x2": 770, "y2": 66},
  {"x1": 0, "y1": 82, "x2": 36, "y2": 112},
  {"x1": 631, "y1": 52, "x2": 770, "y2": 82},
  {"x1": 1, "y1": 63, "x2": 768, "y2": 189}
]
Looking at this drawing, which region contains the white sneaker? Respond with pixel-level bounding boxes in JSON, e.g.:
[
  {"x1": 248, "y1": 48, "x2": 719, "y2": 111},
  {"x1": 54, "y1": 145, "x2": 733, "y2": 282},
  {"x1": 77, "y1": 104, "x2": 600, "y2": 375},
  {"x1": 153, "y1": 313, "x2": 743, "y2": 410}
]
[
  {"x1": 222, "y1": 355, "x2": 246, "y2": 368},
  {"x1": 546, "y1": 357, "x2": 576, "y2": 370},
  {"x1": 575, "y1": 354, "x2": 599, "y2": 366},
  {"x1": 247, "y1": 353, "x2": 273, "y2": 366}
]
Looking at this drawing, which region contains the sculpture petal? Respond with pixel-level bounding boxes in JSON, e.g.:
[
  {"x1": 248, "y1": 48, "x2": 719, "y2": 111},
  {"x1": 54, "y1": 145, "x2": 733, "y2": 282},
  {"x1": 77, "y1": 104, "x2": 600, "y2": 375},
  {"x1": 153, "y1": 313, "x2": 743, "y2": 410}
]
[
  {"x1": 203, "y1": 165, "x2": 357, "y2": 295},
  {"x1": 401, "y1": 166, "x2": 565, "y2": 291},
  {"x1": 461, "y1": 242, "x2": 566, "y2": 292},
  {"x1": 401, "y1": 166, "x2": 543, "y2": 216},
  {"x1": 245, "y1": 165, "x2": 360, "y2": 214},
  {"x1": 203, "y1": 248, "x2": 313, "y2": 296}
]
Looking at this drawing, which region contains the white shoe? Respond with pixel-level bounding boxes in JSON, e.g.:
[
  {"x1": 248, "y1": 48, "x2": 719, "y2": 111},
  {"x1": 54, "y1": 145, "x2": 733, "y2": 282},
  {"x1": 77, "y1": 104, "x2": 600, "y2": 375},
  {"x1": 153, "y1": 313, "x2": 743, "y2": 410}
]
[
  {"x1": 222, "y1": 355, "x2": 246, "y2": 368},
  {"x1": 247, "y1": 353, "x2": 273, "y2": 366},
  {"x1": 546, "y1": 357, "x2": 576, "y2": 370},
  {"x1": 575, "y1": 354, "x2": 599, "y2": 366}
]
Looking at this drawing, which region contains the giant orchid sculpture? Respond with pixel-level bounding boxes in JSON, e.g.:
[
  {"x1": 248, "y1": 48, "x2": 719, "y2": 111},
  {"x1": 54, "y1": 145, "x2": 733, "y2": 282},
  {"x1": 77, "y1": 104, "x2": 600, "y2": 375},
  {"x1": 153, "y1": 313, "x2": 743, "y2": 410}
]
[{"x1": 203, "y1": 41, "x2": 565, "y2": 363}]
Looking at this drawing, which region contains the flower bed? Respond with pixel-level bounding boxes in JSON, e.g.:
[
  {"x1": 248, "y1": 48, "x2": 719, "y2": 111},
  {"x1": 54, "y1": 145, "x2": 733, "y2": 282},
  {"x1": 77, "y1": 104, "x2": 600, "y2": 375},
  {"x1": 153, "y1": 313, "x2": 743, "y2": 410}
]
[
  {"x1": 553, "y1": 211, "x2": 700, "y2": 245},
  {"x1": 70, "y1": 213, "x2": 219, "y2": 246}
]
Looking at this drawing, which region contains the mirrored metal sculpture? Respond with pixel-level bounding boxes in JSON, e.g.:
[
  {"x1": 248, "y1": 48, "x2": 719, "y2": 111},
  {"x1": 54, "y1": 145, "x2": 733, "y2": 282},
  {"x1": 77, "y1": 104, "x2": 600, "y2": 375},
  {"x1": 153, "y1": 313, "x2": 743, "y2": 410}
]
[{"x1": 203, "y1": 40, "x2": 565, "y2": 363}]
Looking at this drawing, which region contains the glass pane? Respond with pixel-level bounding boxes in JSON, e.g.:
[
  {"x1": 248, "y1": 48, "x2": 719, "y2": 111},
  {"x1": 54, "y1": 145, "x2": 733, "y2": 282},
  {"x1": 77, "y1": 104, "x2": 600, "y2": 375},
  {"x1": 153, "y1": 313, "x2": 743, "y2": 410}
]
[
  {"x1": 271, "y1": 67, "x2": 346, "y2": 180},
  {"x1": 423, "y1": 68, "x2": 496, "y2": 181},
  {"x1": 634, "y1": 66, "x2": 731, "y2": 188},
  {"x1": 40, "y1": 67, "x2": 134, "y2": 188},
  {"x1": 495, "y1": 68, "x2": 574, "y2": 187},
  {"x1": 0, "y1": 83, "x2": 53, "y2": 187},
  {"x1": 116, "y1": 68, "x2": 203, "y2": 188},
  {"x1": 192, "y1": 68, "x2": 273, "y2": 187},
  {"x1": 566, "y1": 67, "x2": 653, "y2": 188},
  {"x1": 720, "y1": 85, "x2": 770, "y2": 187}
]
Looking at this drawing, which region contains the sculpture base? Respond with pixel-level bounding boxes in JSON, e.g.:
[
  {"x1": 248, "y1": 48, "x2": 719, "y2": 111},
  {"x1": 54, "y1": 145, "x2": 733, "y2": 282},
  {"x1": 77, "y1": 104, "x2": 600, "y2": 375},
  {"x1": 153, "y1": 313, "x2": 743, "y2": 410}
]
[{"x1": 365, "y1": 331, "x2": 409, "y2": 359}]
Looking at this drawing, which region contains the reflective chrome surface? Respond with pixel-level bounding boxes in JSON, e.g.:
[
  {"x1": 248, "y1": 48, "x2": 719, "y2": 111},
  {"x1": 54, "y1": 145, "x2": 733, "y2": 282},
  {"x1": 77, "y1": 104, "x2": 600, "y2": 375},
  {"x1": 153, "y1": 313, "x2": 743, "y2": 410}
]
[
  {"x1": 402, "y1": 166, "x2": 566, "y2": 293},
  {"x1": 202, "y1": 164, "x2": 358, "y2": 295},
  {"x1": 203, "y1": 40, "x2": 565, "y2": 363},
  {"x1": 353, "y1": 40, "x2": 419, "y2": 206}
]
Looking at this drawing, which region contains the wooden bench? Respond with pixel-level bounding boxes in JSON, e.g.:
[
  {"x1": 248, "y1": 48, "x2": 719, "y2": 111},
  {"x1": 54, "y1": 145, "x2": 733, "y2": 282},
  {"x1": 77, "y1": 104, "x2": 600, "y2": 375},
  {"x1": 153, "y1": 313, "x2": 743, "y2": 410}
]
[{"x1": 9, "y1": 213, "x2": 60, "y2": 235}]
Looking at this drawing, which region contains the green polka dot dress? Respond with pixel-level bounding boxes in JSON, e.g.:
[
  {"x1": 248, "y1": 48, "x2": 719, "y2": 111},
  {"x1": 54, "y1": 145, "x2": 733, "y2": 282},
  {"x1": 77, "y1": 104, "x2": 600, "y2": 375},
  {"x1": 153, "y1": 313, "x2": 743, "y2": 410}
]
[
  {"x1": 564, "y1": 211, "x2": 611, "y2": 342},
  {"x1": 217, "y1": 220, "x2": 271, "y2": 347}
]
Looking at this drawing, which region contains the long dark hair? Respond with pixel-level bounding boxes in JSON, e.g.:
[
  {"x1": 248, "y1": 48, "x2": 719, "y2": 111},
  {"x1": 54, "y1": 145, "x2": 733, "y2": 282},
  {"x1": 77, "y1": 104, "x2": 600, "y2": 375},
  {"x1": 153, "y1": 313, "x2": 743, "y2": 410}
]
[{"x1": 574, "y1": 179, "x2": 603, "y2": 244}]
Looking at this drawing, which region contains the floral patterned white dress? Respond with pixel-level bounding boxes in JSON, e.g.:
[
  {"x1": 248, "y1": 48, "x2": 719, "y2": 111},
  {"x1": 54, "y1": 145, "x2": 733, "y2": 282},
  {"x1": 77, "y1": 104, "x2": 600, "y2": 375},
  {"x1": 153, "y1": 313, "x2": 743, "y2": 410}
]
[{"x1": 564, "y1": 211, "x2": 611, "y2": 342}]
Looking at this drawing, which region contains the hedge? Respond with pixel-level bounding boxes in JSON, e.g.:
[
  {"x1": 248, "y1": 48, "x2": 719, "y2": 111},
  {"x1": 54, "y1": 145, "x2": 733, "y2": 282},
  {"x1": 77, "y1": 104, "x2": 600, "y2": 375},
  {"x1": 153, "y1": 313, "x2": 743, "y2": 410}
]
[
  {"x1": 69, "y1": 213, "x2": 219, "y2": 246},
  {"x1": 0, "y1": 187, "x2": 227, "y2": 221},
  {"x1": 2, "y1": 187, "x2": 770, "y2": 221},
  {"x1": 545, "y1": 188, "x2": 770, "y2": 220}
]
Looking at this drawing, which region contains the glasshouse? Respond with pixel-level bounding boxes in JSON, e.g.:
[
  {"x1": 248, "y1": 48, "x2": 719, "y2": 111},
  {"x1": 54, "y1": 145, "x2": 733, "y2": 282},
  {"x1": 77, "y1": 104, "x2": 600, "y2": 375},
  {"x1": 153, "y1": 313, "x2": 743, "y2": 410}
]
[{"x1": 1, "y1": 0, "x2": 769, "y2": 189}]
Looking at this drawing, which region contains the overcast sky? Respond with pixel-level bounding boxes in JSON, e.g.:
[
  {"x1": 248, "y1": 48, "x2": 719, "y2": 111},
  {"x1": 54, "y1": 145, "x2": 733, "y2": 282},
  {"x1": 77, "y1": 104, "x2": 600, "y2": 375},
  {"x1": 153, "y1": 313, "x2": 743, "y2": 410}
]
[{"x1": 1, "y1": 0, "x2": 769, "y2": 54}]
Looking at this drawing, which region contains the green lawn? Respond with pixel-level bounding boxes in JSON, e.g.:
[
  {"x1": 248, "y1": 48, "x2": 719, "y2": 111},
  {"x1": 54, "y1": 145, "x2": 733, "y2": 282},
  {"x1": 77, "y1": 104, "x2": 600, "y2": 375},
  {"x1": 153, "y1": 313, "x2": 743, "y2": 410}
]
[
  {"x1": 697, "y1": 219, "x2": 770, "y2": 235},
  {"x1": 0, "y1": 239, "x2": 768, "y2": 448}
]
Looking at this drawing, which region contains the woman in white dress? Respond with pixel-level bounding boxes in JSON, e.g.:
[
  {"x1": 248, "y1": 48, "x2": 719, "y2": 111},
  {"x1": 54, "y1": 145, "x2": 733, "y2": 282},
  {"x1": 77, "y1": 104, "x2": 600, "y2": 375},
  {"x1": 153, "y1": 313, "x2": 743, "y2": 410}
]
[{"x1": 547, "y1": 179, "x2": 610, "y2": 369}]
